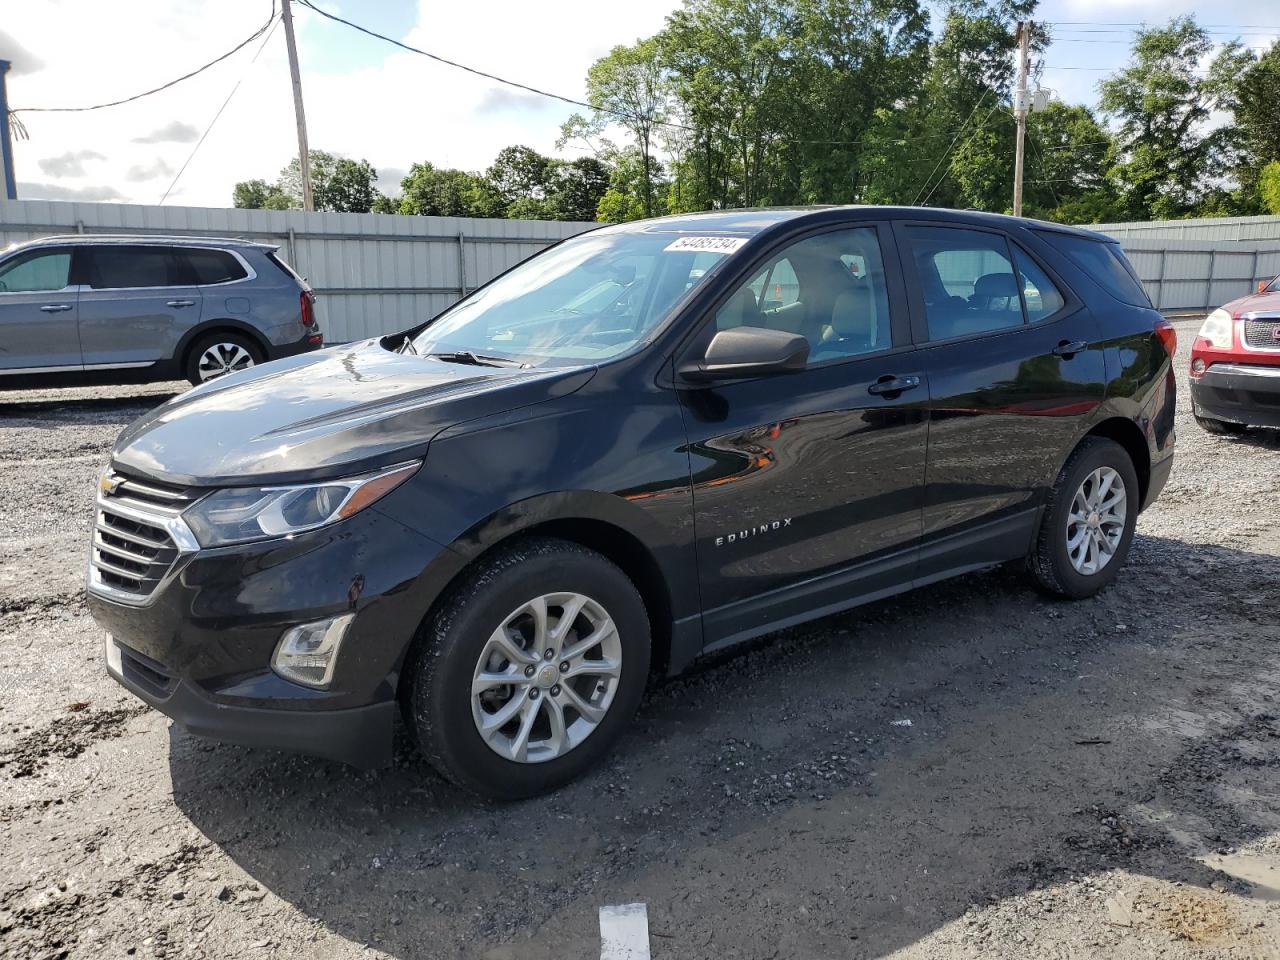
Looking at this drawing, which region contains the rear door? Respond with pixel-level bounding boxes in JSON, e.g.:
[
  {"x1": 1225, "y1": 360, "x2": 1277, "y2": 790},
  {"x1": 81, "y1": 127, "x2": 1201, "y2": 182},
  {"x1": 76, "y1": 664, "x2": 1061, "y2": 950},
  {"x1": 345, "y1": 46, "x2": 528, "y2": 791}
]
[
  {"x1": 76, "y1": 245, "x2": 203, "y2": 368},
  {"x1": 0, "y1": 246, "x2": 82, "y2": 374},
  {"x1": 677, "y1": 222, "x2": 930, "y2": 647},
  {"x1": 894, "y1": 221, "x2": 1106, "y2": 574}
]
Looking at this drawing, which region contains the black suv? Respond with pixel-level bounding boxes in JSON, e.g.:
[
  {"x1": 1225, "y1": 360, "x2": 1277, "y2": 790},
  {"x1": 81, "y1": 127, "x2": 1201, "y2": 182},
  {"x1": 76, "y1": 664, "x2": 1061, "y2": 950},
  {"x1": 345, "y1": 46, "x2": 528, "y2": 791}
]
[{"x1": 86, "y1": 207, "x2": 1175, "y2": 798}]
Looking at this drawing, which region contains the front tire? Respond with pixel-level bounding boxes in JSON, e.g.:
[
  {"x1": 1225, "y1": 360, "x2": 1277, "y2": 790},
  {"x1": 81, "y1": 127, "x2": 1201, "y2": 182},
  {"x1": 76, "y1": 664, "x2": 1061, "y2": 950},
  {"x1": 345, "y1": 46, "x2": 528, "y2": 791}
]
[
  {"x1": 1195, "y1": 414, "x2": 1246, "y2": 436},
  {"x1": 1027, "y1": 437, "x2": 1139, "y2": 599},
  {"x1": 406, "y1": 537, "x2": 651, "y2": 800}
]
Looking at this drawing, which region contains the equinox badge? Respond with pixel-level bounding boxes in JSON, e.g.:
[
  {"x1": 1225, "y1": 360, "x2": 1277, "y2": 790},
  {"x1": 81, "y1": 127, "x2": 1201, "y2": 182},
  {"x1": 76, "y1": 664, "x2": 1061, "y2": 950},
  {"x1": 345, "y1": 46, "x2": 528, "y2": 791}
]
[{"x1": 715, "y1": 518, "x2": 792, "y2": 547}]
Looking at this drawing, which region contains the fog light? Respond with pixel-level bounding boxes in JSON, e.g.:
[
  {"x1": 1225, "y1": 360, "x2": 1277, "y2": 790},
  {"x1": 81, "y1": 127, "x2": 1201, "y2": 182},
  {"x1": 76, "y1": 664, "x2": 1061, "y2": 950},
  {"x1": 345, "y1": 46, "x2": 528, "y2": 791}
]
[
  {"x1": 272, "y1": 613, "x2": 354, "y2": 688},
  {"x1": 1191, "y1": 357, "x2": 1206, "y2": 376}
]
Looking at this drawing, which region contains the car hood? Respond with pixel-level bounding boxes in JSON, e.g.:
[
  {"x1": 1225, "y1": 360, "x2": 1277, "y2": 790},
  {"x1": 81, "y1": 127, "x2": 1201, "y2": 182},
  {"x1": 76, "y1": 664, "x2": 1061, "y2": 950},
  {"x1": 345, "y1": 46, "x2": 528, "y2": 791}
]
[
  {"x1": 1222, "y1": 291, "x2": 1280, "y2": 316},
  {"x1": 112, "y1": 340, "x2": 595, "y2": 486}
]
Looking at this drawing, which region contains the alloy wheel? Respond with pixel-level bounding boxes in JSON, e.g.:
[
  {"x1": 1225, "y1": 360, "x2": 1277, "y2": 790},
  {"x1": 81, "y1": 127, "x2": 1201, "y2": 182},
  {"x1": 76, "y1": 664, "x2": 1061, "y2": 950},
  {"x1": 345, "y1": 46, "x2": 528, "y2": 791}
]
[
  {"x1": 470, "y1": 592, "x2": 622, "y2": 764},
  {"x1": 197, "y1": 342, "x2": 256, "y2": 382},
  {"x1": 1065, "y1": 465, "x2": 1126, "y2": 576}
]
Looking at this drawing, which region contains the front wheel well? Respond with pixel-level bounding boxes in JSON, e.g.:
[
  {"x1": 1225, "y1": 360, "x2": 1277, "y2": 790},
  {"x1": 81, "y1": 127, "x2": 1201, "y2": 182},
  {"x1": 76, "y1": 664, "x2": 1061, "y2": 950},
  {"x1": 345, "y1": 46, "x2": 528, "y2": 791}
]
[
  {"x1": 1082, "y1": 417, "x2": 1150, "y2": 506},
  {"x1": 179, "y1": 323, "x2": 269, "y2": 370},
  {"x1": 398, "y1": 519, "x2": 675, "y2": 705}
]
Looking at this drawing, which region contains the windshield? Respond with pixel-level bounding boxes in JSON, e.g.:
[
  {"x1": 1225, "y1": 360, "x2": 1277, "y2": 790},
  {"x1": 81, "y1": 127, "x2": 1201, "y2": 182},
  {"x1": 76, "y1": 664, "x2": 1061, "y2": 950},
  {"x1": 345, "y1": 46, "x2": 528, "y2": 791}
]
[{"x1": 409, "y1": 229, "x2": 744, "y2": 366}]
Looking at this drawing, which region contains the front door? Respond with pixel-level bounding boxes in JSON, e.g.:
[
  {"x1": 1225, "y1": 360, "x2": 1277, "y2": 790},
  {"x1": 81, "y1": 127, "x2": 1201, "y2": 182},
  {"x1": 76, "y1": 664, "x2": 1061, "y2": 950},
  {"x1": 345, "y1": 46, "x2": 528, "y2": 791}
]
[
  {"x1": 677, "y1": 224, "x2": 930, "y2": 649},
  {"x1": 894, "y1": 222, "x2": 1107, "y2": 574},
  {"x1": 0, "y1": 246, "x2": 81, "y2": 374},
  {"x1": 76, "y1": 245, "x2": 203, "y2": 367}
]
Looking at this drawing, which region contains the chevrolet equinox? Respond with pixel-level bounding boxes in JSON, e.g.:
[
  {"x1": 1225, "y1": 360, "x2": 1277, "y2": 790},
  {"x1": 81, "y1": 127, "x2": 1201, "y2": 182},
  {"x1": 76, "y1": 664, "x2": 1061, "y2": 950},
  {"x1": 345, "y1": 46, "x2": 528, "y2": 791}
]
[{"x1": 87, "y1": 207, "x2": 1176, "y2": 798}]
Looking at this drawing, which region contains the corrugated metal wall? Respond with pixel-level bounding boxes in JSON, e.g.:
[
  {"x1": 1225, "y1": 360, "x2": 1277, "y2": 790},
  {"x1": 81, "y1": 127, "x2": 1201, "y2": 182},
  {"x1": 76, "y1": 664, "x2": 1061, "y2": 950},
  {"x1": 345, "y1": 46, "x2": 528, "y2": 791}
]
[
  {"x1": 1094, "y1": 214, "x2": 1280, "y2": 243},
  {"x1": 0, "y1": 199, "x2": 598, "y2": 342},
  {"x1": 1103, "y1": 237, "x2": 1280, "y2": 313}
]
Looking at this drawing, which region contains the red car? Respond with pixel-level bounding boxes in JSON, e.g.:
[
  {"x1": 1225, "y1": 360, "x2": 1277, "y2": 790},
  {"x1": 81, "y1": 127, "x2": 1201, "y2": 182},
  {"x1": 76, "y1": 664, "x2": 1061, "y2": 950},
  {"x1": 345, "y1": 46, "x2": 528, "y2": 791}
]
[{"x1": 1189, "y1": 276, "x2": 1280, "y2": 434}]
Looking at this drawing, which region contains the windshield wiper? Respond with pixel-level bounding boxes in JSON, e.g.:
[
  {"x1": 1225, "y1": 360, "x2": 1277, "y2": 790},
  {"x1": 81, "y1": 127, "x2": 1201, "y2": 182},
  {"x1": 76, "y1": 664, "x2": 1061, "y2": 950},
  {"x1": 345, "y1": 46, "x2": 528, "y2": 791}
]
[{"x1": 424, "y1": 350, "x2": 528, "y2": 368}]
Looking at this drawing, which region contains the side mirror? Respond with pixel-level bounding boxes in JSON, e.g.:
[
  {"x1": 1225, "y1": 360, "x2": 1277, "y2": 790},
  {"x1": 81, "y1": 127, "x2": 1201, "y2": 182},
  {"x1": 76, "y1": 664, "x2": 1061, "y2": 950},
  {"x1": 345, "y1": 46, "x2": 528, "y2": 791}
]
[{"x1": 679, "y1": 327, "x2": 809, "y2": 382}]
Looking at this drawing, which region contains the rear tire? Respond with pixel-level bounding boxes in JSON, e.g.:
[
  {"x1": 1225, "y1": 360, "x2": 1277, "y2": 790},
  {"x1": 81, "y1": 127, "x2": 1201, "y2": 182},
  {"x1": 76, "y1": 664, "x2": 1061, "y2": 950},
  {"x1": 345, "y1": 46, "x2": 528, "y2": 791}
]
[
  {"x1": 1195, "y1": 414, "x2": 1246, "y2": 436},
  {"x1": 405, "y1": 537, "x2": 651, "y2": 800},
  {"x1": 1027, "y1": 437, "x2": 1139, "y2": 600},
  {"x1": 184, "y1": 331, "x2": 263, "y2": 386}
]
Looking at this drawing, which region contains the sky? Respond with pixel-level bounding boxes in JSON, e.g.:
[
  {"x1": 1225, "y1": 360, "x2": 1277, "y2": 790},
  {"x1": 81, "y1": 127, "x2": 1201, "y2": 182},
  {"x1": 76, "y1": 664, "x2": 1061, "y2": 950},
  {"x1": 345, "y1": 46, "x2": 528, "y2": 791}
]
[{"x1": 2, "y1": 0, "x2": 1275, "y2": 210}]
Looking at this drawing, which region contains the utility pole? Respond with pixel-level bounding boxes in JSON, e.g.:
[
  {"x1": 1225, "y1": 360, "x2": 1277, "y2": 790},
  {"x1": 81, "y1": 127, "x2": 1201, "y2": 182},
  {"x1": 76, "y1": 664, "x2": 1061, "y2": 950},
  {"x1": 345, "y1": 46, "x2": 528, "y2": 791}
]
[
  {"x1": 280, "y1": 0, "x2": 314, "y2": 211},
  {"x1": 1012, "y1": 20, "x2": 1031, "y2": 217},
  {"x1": 0, "y1": 60, "x2": 17, "y2": 201}
]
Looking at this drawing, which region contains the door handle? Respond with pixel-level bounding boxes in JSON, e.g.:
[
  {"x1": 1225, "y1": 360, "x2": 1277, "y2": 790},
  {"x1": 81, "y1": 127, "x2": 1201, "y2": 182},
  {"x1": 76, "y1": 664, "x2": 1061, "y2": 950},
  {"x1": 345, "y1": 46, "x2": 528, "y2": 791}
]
[
  {"x1": 40, "y1": 304, "x2": 72, "y2": 313},
  {"x1": 166, "y1": 299, "x2": 195, "y2": 308},
  {"x1": 867, "y1": 374, "x2": 922, "y2": 396},
  {"x1": 1053, "y1": 339, "x2": 1089, "y2": 357}
]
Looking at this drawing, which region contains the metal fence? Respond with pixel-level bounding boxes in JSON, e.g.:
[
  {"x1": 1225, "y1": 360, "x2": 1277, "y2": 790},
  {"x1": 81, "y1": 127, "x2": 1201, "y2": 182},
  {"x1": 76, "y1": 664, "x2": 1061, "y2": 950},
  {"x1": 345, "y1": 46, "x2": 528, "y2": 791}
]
[
  {"x1": 1108, "y1": 238, "x2": 1280, "y2": 314},
  {"x1": 1095, "y1": 214, "x2": 1280, "y2": 244},
  {"x1": 0, "y1": 199, "x2": 598, "y2": 343}
]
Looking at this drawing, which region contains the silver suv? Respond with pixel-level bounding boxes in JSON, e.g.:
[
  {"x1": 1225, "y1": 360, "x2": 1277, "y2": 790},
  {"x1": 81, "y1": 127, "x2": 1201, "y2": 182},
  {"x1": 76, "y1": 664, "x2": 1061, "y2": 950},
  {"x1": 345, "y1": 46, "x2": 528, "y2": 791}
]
[{"x1": 0, "y1": 236, "x2": 322, "y2": 388}]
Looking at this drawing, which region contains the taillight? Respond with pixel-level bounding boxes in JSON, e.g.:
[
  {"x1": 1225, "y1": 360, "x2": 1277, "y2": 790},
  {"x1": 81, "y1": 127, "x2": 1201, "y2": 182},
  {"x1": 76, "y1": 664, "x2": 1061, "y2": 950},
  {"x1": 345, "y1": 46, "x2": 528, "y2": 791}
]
[
  {"x1": 1154, "y1": 318, "x2": 1177, "y2": 358},
  {"x1": 300, "y1": 290, "x2": 316, "y2": 328}
]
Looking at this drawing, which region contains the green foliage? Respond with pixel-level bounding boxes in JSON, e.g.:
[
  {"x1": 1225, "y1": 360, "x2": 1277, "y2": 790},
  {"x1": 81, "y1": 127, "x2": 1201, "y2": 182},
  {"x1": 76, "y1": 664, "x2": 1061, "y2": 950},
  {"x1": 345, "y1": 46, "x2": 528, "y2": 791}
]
[
  {"x1": 1260, "y1": 161, "x2": 1280, "y2": 215},
  {"x1": 234, "y1": 150, "x2": 384, "y2": 213}
]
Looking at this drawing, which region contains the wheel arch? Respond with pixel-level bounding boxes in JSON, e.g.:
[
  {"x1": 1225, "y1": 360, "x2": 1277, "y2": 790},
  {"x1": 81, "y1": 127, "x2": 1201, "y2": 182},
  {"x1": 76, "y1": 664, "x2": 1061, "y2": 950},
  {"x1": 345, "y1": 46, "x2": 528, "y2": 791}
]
[
  {"x1": 1082, "y1": 416, "x2": 1151, "y2": 508},
  {"x1": 395, "y1": 492, "x2": 692, "y2": 707},
  {"x1": 175, "y1": 318, "x2": 271, "y2": 372}
]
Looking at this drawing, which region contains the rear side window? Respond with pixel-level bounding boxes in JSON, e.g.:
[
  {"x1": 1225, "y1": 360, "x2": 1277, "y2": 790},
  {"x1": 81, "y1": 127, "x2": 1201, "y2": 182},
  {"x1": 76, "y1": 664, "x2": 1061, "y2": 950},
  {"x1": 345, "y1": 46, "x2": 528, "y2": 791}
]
[
  {"x1": 184, "y1": 248, "x2": 248, "y2": 285},
  {"x1": 906, "y1": 226, "x2": 1024, "y2": 340},
  {"x1": 0, "y1": 250, "x2": 71, "y2": 292},
  {"x1": 85, "y1": 246, "x2": 187, "y2": 289},
  {"x1": 1035, "y1": 232, "x2": 1150, "y2": 307},
  {"x1": 1011, "y1": 247, "x2": 1066, "y2": 321}
]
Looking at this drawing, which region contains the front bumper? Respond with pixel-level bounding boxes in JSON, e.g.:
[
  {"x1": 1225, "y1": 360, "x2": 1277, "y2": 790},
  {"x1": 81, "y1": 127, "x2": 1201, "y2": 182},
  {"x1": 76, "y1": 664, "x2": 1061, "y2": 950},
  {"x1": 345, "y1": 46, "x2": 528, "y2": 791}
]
[
  {"x1": 87, "y1": 504, "x2": 460, "y2": 768},
  {"x1": 1190, "y1": 362, "x2": 1280, "y2": 428}
]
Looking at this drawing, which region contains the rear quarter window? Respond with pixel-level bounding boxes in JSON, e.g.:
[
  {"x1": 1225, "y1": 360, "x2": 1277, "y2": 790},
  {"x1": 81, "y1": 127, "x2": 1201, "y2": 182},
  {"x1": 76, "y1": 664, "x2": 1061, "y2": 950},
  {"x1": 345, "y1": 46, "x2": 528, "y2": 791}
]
[
  {"x1": 185, "y1": 248, "x2": 248, "y2": 285},
  {"x1": 1035, "y1": 231, "x2": 1151, "y2": 307}
]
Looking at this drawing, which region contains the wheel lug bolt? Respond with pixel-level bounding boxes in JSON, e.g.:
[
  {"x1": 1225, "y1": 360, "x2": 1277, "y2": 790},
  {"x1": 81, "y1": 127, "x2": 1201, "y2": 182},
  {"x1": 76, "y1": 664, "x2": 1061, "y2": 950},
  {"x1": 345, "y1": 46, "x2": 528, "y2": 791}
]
[
  {"x1": 544, "y1": 649, "x2": 554, "y2": 660},
  {"x1": 559, "y1": 661, "x2": 569, "y2": 673},
  {"x1": 529, "y1": 688, "x2": 540, "y2": 700},
  {"x1": 524, "y1": 665, "x2": 536, "y2": 678},
  {"x1": 550, "y1": 685, "x2": 561, "y2": 697}
]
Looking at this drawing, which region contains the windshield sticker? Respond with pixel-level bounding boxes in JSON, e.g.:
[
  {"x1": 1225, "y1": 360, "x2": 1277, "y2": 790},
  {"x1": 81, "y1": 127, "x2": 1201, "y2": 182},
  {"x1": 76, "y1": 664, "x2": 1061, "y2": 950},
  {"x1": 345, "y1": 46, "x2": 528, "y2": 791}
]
[{"x1": 663, "y1": 236, "x2": 748, "y2": 255}]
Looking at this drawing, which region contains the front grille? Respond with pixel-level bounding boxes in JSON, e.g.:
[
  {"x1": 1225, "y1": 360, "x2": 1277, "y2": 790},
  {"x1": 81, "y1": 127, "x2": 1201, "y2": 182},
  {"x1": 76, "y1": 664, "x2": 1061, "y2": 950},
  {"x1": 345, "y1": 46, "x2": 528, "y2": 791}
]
[
  {"x1": 91, "y1": 471, "x2": 203, "y2": 600},
  {"x1": 1243, "y1": 319, "x2": 1280, "y2": 350}
]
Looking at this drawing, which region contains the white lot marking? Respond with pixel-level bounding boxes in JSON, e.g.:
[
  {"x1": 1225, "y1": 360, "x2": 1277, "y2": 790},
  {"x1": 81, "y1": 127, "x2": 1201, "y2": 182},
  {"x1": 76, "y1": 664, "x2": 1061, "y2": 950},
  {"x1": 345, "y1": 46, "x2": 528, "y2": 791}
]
[{"x1": 599, "y1": 903, "x2": 652, "y2": 960}]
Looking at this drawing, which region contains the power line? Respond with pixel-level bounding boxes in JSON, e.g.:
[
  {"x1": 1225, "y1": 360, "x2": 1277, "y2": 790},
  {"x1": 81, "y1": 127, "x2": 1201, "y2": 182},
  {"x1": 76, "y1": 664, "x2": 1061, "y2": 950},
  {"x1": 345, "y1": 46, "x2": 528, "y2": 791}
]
[
  {"x1": 160, "y1": 14, "x2": 281, "y2": 204},
  {"x1": 292, "y1": 0, "x2": 694, "y2": 133},
  {"x1": 12, "y1": 3, "x2": 276, "y2": 114},
  {"x1": 911, "y1": 91, "x2": 991, "y2": 206}
]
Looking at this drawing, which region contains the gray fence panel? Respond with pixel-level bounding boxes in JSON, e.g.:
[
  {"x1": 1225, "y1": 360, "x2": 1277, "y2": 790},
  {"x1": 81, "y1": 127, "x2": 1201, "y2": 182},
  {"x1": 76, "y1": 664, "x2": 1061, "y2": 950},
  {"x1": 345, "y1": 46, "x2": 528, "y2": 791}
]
[{"x1": 0, "y1": 199, "x2": 598, "y2": 342}]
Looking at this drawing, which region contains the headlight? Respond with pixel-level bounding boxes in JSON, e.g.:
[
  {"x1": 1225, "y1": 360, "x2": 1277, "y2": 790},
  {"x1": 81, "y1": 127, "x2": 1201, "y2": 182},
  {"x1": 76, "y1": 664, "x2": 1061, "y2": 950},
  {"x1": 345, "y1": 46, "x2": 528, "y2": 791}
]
[
  {"x1": 1196, "y1": 309, "x2": 1234, "y2": 350},
  {"x1": 184, "y1": 461, "x2": 420, "y2": 548}
]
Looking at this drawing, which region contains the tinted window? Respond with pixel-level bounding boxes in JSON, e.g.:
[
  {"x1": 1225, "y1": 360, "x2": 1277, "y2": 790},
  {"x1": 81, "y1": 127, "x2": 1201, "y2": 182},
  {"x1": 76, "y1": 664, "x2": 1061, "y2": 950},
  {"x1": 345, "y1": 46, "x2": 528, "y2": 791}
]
[
  {"x1": 0, "y1": 250, "x2": 71, "y2": 292},
  {"x1": 716, "y1": 227, "x2": 892, "y2": 363},
  {"x1": 1011, "y1": 246, "x2": 1066, "y2": 321},
  {"x1": 86, "y1": 246, "x2": 187, "y2": 289},
  {"x1": 1035, "y1": 232, "x2": 1150, "y2": 307},
  {"x1": 906, "y1": 226, "x2": 1024, "y2": 340},
  {"x1": 185, "y1": 248, "x2": 248, "y2": 285}
]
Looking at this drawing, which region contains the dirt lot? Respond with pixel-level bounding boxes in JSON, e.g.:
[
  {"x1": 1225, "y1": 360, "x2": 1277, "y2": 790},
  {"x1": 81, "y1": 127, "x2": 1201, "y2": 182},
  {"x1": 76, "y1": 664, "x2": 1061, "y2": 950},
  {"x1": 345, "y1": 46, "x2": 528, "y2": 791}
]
[{"x1": 3, "y1": 319, "x2": 1280, "y2": 960}]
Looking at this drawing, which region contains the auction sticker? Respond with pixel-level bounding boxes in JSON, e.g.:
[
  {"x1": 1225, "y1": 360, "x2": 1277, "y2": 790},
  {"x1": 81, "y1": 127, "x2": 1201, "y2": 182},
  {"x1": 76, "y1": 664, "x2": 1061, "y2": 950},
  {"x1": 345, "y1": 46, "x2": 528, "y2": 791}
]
[{"x1": 663, "y1": 236, "x2": 748, "y2": 254}]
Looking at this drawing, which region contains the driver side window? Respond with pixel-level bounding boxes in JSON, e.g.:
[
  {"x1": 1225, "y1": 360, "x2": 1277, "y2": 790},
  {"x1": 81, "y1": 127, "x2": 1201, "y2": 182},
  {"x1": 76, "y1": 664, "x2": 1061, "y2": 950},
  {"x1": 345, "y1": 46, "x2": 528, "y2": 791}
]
[
  {"x1": 714, "y1": 227, "x2": 892, "y2": 365},
  {"x1": 0, "y1": 250, "x2": 72, "y2": 294}
]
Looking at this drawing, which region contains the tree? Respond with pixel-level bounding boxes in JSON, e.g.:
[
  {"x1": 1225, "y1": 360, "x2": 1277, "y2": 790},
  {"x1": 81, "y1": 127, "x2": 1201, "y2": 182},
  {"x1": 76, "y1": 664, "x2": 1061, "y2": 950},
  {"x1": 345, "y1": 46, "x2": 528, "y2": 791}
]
[
  {"x1": 544, "y1": 157, "x2": 611, "y2": 222},
  {"x1": 1260, "y1": 160, "x2": 1280, "y2": 215},
  {"x1": 397, "y1": 162, "x2": 493, "y2": 217},
  {"x1": 1099, "y1": 18, "x2": 1249, "y2": 220},
  {"x1": 1235, "y1": 41, "x2": 1280, "y2": 203},
  {"x1": 577, "y1": 38, "x2": 671, "y2": 216},
  {"x1": 232, "y1": 178, "x2": 293, "y2": 210}
]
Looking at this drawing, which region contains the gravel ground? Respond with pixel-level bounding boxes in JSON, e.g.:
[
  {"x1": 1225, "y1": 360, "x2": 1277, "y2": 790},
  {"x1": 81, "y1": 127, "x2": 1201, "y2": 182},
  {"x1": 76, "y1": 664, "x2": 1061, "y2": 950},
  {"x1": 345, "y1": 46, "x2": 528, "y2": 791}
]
[{"x1": 3, "y1": 320, "x2": 1280, "y2": 959}]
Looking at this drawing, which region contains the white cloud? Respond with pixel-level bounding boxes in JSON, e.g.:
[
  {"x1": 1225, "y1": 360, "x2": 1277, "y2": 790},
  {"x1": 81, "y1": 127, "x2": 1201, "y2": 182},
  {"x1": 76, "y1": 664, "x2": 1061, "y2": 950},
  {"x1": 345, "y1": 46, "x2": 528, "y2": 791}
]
[
  {"x1": 37, "y1": 149, "x2": 106, "y2": 178},
  {"x1": 16, "y1": 181, "x2": 124, "y2": 201},
  {"x1": 132, "y1": 120, "x2": 200, "y2": 144},
  {"x1": 7, "y1": 0, "x2": 679, "y2": 207},
  {"x1": 125, "y1": 159, "x2": 176, "y2": 182}
]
